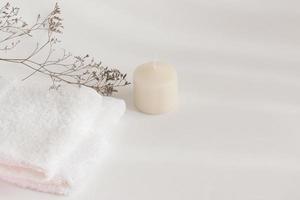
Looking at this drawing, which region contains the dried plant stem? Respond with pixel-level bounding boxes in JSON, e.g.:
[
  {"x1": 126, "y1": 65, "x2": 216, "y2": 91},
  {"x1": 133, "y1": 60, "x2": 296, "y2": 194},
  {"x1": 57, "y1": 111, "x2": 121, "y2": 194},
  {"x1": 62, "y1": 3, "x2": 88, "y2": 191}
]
[{"x1": 0, "y1": 2, "x2": 129, "y2": 96}]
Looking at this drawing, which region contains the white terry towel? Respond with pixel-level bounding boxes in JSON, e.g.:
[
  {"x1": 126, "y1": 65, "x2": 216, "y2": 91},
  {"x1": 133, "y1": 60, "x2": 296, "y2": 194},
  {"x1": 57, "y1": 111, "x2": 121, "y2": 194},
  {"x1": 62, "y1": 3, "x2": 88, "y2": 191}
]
[{"x1": 0, "y1": 78, "x2": 126, "y2": 195}]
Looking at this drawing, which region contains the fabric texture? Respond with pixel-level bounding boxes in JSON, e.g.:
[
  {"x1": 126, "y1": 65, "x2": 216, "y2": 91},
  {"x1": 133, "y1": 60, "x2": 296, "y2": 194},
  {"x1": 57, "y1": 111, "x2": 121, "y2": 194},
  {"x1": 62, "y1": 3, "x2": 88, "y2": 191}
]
[{"x1": 0, "y1": 79, "x2": 126, "y2": 195}]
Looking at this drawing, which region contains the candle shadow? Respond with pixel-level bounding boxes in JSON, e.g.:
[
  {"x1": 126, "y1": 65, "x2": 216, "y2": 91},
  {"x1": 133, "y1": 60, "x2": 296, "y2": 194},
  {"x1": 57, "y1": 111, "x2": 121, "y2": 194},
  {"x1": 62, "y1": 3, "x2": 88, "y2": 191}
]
[{"x1": 114, "y1": 86, "x2": 138, "y2": 112}]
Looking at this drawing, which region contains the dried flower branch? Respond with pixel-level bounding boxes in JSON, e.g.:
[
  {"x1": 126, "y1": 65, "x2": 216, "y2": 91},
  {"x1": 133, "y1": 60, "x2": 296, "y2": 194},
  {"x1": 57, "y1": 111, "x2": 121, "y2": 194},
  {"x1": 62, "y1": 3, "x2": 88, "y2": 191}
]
[{"x1": 0, "y1": 2, "x2": 130, "y2": 96}]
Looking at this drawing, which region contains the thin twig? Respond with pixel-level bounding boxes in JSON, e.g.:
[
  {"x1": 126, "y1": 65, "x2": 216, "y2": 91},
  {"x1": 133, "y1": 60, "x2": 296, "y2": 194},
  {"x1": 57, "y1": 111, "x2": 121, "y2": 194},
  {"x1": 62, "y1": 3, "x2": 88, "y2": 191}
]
[{"x1": 0, "y1": 2, "x2": 130, "y2": 96}]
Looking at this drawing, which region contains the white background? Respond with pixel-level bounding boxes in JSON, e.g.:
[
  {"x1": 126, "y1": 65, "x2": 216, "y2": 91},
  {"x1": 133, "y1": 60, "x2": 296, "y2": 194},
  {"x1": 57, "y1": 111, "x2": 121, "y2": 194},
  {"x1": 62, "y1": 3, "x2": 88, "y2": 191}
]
[{"x1": 0, "y1": 0, "x2": 300, "y2": 199}]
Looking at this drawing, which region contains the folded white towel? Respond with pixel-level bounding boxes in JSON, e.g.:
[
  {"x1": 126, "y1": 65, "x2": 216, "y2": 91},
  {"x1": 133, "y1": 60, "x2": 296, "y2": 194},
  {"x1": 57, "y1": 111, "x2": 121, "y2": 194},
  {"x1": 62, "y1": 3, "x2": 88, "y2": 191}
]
[{"x1": 0, "y1": 79, "x2": 126, "y2": 195}]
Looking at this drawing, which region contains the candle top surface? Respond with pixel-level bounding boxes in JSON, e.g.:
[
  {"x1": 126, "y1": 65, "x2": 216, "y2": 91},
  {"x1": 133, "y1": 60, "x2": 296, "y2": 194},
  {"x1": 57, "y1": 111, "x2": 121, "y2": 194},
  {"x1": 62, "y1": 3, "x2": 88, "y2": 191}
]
[{"x1": 134, "y1": 62, "x2": 177, "y2": 83}]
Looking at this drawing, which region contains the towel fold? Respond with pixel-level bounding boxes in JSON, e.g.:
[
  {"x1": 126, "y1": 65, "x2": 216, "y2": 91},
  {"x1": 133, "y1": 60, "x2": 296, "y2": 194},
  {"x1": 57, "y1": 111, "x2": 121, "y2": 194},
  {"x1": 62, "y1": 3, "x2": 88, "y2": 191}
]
[{"x1": 0, "y1": 79, "x2": 126, "y2": 195}]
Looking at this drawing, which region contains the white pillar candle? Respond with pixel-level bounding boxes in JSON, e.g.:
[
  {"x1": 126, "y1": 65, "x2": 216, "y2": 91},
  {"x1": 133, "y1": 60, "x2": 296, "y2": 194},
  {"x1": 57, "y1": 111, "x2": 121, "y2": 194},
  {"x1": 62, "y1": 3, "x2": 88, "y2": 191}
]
[{"x1": 133, "y1": 61, "x2": 179, "y2": 114}]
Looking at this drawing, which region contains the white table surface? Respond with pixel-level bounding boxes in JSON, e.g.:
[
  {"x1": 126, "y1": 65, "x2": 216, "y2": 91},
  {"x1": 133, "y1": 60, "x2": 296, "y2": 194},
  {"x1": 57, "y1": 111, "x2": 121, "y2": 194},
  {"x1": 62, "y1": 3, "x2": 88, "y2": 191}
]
[{"x1": 0, "y1": 0, "x2": 300, "y2": 199}]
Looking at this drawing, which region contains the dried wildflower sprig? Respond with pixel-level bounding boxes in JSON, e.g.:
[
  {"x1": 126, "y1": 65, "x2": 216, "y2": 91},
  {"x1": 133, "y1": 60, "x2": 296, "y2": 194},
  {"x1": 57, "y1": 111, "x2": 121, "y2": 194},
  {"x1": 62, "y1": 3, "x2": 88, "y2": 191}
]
[{"x1": 0, "y1": 3, "x2": 129, "y2": 96}]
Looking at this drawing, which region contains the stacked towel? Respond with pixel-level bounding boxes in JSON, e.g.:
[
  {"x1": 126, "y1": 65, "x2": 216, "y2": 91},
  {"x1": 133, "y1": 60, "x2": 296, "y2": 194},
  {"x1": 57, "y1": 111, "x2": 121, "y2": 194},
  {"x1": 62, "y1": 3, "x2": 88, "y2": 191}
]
[{"x1": 0, "y1": 78, "x2": 126, "y2": 195}]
